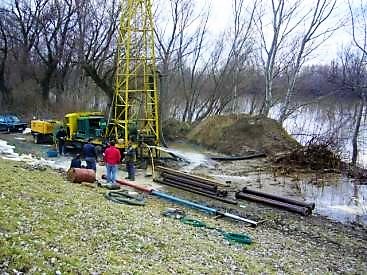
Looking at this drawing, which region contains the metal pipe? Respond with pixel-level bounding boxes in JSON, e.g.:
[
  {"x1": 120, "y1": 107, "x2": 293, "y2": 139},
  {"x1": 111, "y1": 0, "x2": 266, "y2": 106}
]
[
  {"x1": 114, "y1": 178, "x2": 153, "y2": 193},
  {"x1": 210, "y1": 152, "x2": 266, "y2": 161},
  {"x1": 162, "y1": 178, "x2": 221, "y2": 196},
  {"x1": 242, "y1": 187, "x2": 315, "y2": 210},
  {"x1": 156, "y1": 166, "x2": 225, "y2": 187},
  {"x1": 161, "y1": 176, "x2": 227, "y2": 197},
  {"x1": 154, "y1": 178, "x2": 237, "y2": 205},
  {"x1": 152, "y1": 190, "x2": 257, "y2": 227},
  {"x1": 152, "y1": 190, "x2": 218, "y2": 213},
  {"x1": 161, "y1": 172, "x2": 218, "y2": 191},
  {"x1": 235, "y1": 192, "x2": 311, "y2": 216}
]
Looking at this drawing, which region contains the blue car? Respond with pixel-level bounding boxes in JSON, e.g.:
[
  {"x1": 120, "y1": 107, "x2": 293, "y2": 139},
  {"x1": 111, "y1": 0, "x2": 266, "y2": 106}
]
[{"x1": 0, "y1": 114, "x2": 28, "y2": 132}]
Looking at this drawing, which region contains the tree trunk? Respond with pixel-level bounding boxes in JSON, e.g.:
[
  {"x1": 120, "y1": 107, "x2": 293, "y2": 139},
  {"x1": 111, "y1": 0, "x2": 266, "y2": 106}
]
[
  {"x1": 41, "y1": 73, "x2": 52, "y2": 102},
  {"x1": 352, "y1": 99, "x2": 364, "y2": 166},
  {"x1": 0, "y1": 75, "x2": 12, "y2": 106}
]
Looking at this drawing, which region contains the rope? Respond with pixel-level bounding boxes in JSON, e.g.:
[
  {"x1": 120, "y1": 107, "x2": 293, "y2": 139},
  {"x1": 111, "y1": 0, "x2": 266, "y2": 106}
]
[
  {"x1": 105, "y1": 190, "x2": 145, "y2": 206},
  {"x1": 161, "y1": 208, "x2": 252, "y2": 245}
]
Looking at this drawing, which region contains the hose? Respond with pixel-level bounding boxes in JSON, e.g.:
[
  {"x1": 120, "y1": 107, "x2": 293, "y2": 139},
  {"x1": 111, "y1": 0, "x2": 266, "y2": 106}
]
[
  {"x1": 161, "y1": 209, "x2": 252, "y2": 245},
  {"x1": 104, "y1": 190, "x2": 145, "y2": 206}
]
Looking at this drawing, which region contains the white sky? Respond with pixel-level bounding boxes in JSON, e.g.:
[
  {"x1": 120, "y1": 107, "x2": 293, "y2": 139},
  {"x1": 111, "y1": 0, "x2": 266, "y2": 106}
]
[{"x1": 204, "y1": 0, "x2": 354, "y2": 64}]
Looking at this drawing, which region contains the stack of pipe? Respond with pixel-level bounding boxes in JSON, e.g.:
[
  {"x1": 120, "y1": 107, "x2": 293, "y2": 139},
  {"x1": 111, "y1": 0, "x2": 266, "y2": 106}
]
[
  {"x1": 155, "y1": 166, "x2": 236, "y2": 205},
  {"x1": 236, "y1": 187, "x2": 315, "y2": 216}
]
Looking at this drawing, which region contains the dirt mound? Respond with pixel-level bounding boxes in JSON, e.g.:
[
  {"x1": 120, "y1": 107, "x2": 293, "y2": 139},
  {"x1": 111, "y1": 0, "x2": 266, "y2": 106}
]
[
  {"x1": 187, "y1": 114, "x2": 299, "y2": 156},
  {"x1": 162, "y1": 119, "x2": 191, "y2": 141}
]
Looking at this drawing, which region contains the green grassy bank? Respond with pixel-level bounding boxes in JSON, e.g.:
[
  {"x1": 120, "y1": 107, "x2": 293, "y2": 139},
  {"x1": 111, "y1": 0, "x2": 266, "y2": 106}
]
[{"x1": 0, "y1": 159, "x2": 266, "y2": 274}]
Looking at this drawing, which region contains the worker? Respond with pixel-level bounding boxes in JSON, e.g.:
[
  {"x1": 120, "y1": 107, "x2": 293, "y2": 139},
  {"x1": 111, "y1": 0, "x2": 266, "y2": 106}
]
[
  {"x1": 104, "y1": 140, "x2": 121, "y2": 185},
  {"x1": 70, "y1": 154, "x2": 82, "y2": 169},
  {"x1": 56, "y1": 126, "x2": 67, "y2": 156},
  {"x1": 125, "y1": 144, "x2": 136, "y2": 181},
  {"x1": 82, "y1": 138, "x2": 97, "y2": 172}
]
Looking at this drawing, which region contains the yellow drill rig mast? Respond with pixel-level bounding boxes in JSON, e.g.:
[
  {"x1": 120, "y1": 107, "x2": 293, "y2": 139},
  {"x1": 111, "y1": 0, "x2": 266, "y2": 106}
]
[{"x1": 107, "y1": 0, "x2": 160, "y2": 151}]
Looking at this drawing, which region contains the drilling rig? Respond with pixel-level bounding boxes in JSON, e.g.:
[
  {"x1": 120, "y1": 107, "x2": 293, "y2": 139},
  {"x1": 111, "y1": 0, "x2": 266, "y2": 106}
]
[{"x1": 106, "y1": 0, "x2": 160, "y2": 156}]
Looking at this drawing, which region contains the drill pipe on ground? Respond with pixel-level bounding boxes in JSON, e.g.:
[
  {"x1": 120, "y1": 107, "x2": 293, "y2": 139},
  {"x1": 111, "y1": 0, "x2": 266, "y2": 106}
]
[
  {"x1": 160, "y1": 172, "x2": 219, "y2": 192},
  {"x1": 156, "y1": 166, "x2": 227, "y2": 187},
  {"x1": 154, "y1": 178, "x2": 238, "y2": 205},
  {"x1": 242, "y1": 187, "x2": 315, "y2": 210},
  {"x1": 112, "y1": 177, "x2": 153, "y2": 193},
  {"x1": 161, "y1": 177, "x2": 225, "y2": 197},
  {"x1": 110, "y1": 176, "x2": 256, "y2": 226},
  {"x1": 235, "y1": 192, "x2": 311, "y2": 216},
  {"x1": 152, "y1": 190, "x2": 257, "y2": 227}
]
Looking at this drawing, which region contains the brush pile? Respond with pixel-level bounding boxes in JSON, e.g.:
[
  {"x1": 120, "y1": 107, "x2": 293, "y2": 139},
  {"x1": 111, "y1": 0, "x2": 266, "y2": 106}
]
[{"x1": 272, "y1": 137, "x2": 343, "y2": 171}]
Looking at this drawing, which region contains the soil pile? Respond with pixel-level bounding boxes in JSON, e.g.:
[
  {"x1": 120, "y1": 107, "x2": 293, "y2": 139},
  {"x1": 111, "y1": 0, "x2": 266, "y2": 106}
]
[
  {"x1": 187, "y1": 114, "x2": 299, "y2": 156},
  {"x1": 162, "y1": 119, "x2": 191, "y2": 141}
]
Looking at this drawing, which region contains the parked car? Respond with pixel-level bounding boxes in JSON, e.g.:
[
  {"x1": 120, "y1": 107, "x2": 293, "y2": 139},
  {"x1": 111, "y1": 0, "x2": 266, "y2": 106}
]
[{"x1": 0, "y1": 114, "x2": 28, "y2": 132}]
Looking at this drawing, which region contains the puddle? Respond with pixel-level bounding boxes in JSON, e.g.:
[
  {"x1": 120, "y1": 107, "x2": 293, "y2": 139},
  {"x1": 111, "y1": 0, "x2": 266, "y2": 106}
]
[{"x1": 299, "y1": 179, "x2": 367, "y2": 224}]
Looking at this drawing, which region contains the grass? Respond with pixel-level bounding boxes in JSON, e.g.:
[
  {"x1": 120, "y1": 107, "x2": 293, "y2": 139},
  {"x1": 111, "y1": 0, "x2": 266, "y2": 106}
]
[{"x1": 0, "y1": 159, "x2": 272, "y2": 274}]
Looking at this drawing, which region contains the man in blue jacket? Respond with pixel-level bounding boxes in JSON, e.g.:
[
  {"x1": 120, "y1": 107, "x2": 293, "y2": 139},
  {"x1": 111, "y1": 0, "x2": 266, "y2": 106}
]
[{"x1": 82, "y1": 138, "x2": 97, "y2": 171}]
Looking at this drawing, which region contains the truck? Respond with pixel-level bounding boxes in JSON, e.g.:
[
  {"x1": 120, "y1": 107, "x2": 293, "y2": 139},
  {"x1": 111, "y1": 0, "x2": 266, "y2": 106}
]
[
  {"x1": 31, "y1": 119, "x2": 61, "y2": 144},
  {"x1": 61, "y1": 112, "x2": 108, "y2": 150}
]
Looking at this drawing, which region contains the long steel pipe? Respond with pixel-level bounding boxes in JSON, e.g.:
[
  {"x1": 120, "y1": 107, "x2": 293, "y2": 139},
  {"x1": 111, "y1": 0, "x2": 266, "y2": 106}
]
[
  {"x1": 156, "y1": 166, "x2": 225, "y2": 187},
  {"x1": 161, "y1": 176, "x2": 228, "y2": 197},
  {"x1": 152, "y1": 190, "x2": 257, "y2": 227},
  {"x1": 242, "y1": 187, "x2": 315, "y2": 210},
  {"x1": 235, "y1": 192, "x2": 311, "y2": 216},
  {"x1": 161, "y1": 172, "x2": 218, "y2": 191},
  {"x1": 162, "y1": 178, "x2": 221, "y2": 196},
  {"x1": 154, "y1": 178, "x2": 237, "y2": 204},
  {"x1": 114, "y1": 178, "x2": 154, "y2": 193}
]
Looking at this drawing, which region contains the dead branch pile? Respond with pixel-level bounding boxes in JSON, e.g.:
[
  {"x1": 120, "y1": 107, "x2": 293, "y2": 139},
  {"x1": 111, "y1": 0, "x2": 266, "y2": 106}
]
[
  {"x1": 272, "y1": 137, "x2": 343, "y2": 171},
  {"x1": 272, "y1": 137, "x2": 367, "y2": 180}
]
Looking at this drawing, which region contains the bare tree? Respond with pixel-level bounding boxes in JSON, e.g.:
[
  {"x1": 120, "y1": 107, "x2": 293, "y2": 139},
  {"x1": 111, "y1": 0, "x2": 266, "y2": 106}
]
[
  {"x1": 339, "y1": 49, "x2": 367, "y2": 165},
  {"x1": 278, "y1": 0, "x2": 337, "y2": 124},
  {"x1": 178, "y1": 8, "x2": 210, "y2": 122},
  {"x1": 348, "y1": 1, "x2": 367, "y2": 165},
  {"x1": 10, "y1": 0, "x2": 44, "y2": 80},
  {"x1": 230, "y1": 0, "x2": 257, "y2": 112},
  {"x1": 81, "y1": 0, "x2": 119, "y2": 102},
  {"x1": 34, "y1": 0, "x2": 76, "y2": 102},
  {"x1": 349, "y1": 0, "x2": 367, "y2": 56},
  {"x1": 0, "y1": 8, "x2": 11, "y2": 106},
  {"x1": 154, "y1": 0, "x2": 209, "y2": 121},
  {"x1": 255, "y1": 0, "x2": 338, "y2": 117},
  {"x1": 255, "y1": 0, "x2": 295, "y2": 116}
]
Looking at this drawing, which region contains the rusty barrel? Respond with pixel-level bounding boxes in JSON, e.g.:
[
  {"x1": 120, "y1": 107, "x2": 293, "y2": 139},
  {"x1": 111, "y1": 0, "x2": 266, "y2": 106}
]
[{"x1": 67, "y1": 168, "x2": 96, "y2": 183}]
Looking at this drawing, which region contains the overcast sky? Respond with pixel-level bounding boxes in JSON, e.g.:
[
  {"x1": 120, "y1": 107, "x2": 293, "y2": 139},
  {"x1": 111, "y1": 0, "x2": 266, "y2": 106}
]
[{"x1": 202, "y1": 0, "x2": 354, "y2": 64}]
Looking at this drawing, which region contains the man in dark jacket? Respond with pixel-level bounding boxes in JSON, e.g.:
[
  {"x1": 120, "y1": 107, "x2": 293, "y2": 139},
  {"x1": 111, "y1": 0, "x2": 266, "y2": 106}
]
[
  {"x1": 70, "y1": 154, "x2": 82, "y2": 169},
  {"x1": 56, "y1": 127, "x2": 67, "y2": 156},
  {"x1": 82, "y1": 138, "x2": 97, "y2": 171},
  {"x1": 125, "y1": 144, "x2": 136, "y2": 181},
  {"x1": 103, "y1": 140, "x2": 121, "y2": 185}
]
